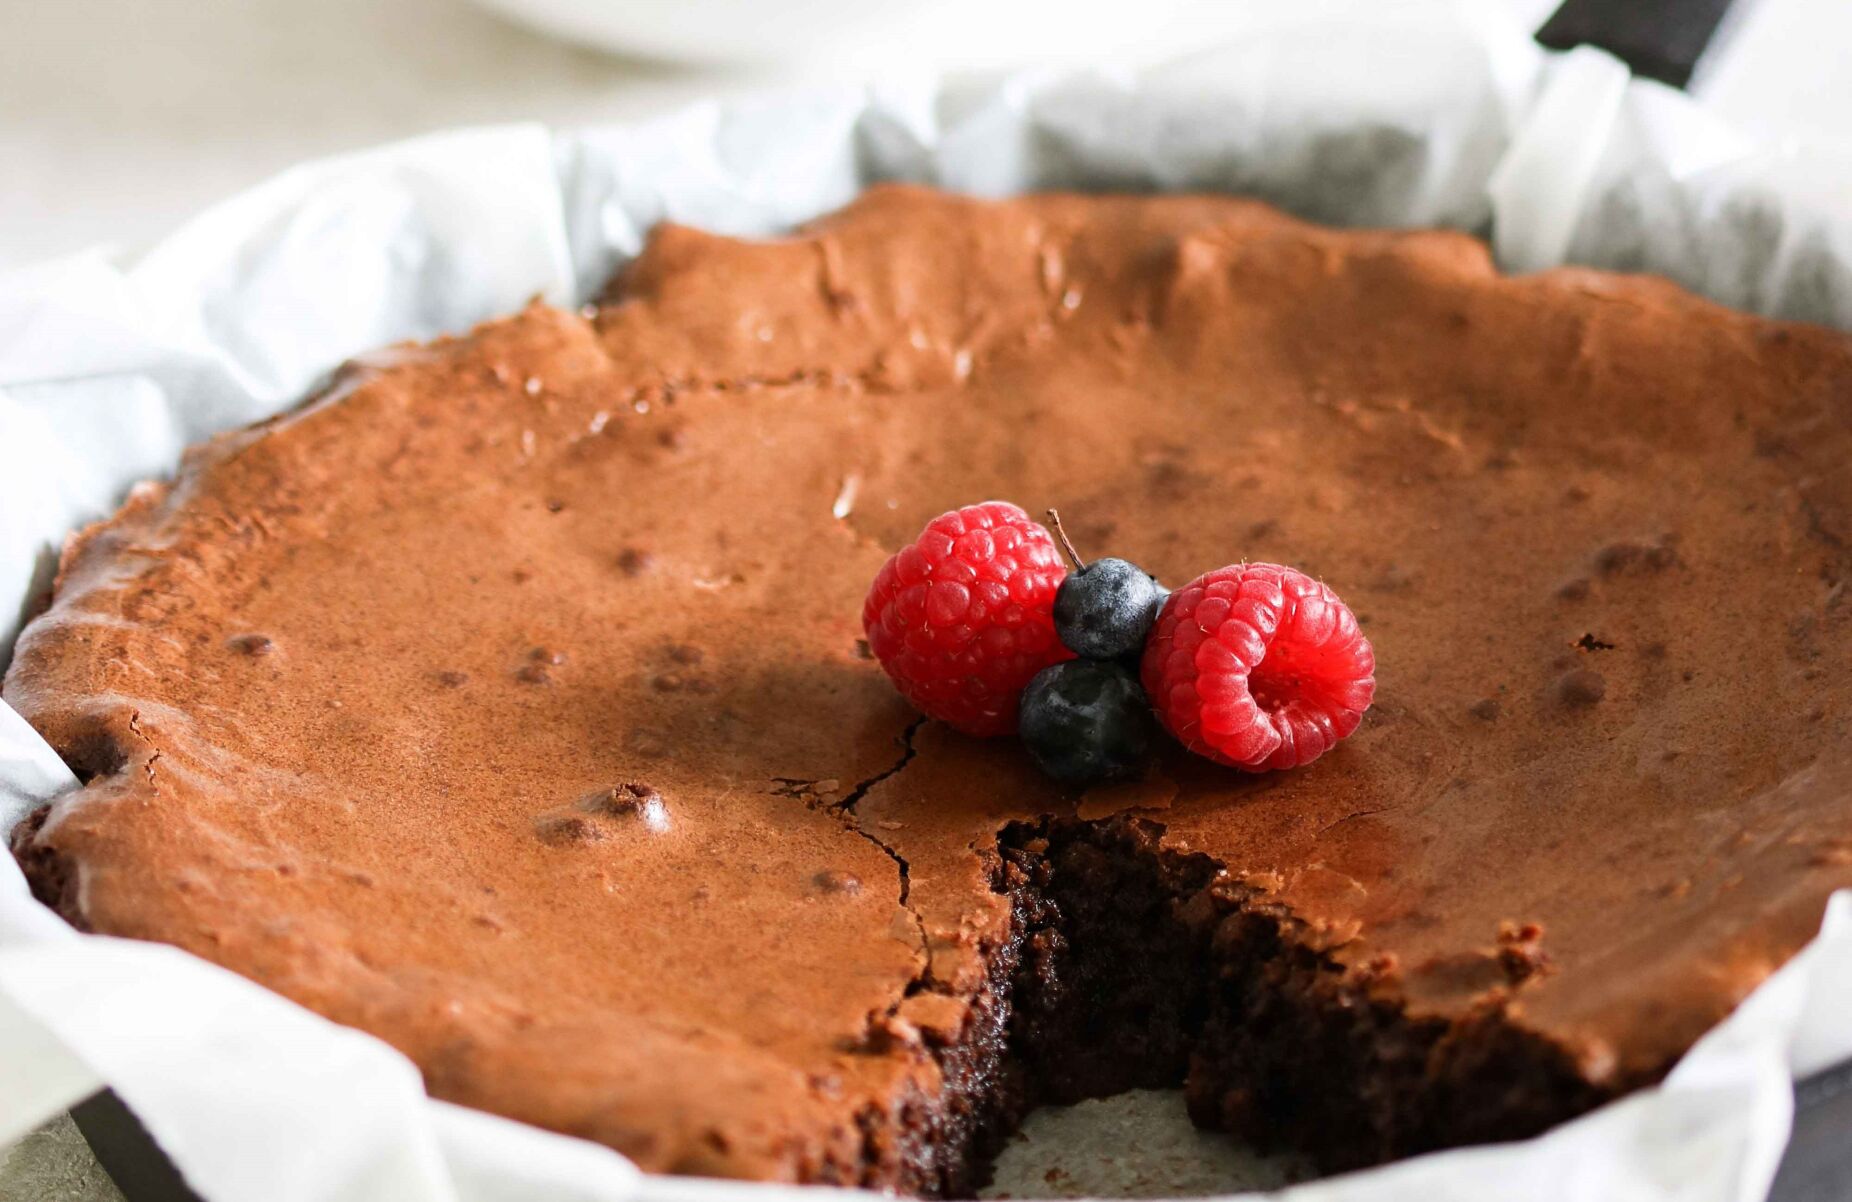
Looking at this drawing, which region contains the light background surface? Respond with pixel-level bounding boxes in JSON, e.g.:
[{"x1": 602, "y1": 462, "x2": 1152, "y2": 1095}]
[{"x1": 9, "y1": 0, "x2": 1848, "y2": 272}]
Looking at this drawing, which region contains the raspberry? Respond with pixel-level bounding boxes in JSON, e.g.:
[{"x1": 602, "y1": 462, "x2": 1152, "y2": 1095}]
[
  {"x1": 1141, "y1": 563, "x2": 1374, "y2": 771},
  {"x1": 863, "y1": 502, "x2": 1072, "y2": 736}
]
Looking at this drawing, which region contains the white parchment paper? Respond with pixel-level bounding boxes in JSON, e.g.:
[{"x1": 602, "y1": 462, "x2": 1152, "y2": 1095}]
[{"x1": 4, "y1": 3, "x2": 1852, "y2": 1199}]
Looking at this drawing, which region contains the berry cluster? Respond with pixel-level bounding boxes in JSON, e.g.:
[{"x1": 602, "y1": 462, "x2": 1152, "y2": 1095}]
[{"x1": 863, "y1": 503, "x2": 1375, "y2": 784}]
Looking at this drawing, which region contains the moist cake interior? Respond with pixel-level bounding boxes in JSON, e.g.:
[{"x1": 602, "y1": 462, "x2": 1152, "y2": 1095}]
[{"x1": 8, "y1": 187, "x2": 1852, "y2": 1194}]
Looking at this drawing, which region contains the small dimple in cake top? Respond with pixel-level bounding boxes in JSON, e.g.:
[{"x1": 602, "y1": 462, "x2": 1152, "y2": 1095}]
[{"x1": 6, "y1": 185, "x2": 1852, "y2": 1176}]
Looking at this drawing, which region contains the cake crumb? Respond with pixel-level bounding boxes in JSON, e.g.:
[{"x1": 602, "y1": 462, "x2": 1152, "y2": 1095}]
[
  {"x1": 1554, "y1": 668, "x2": 1607, "y2": 707},
  {"x1": 813, "y1": 869, "x2": 863, "y2": 895},
  {"x1": 832, "y1": 472, "x2": 861, "y2": 520}
]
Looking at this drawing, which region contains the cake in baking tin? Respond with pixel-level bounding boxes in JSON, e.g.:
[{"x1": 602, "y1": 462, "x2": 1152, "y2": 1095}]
[{"x1": 10, "y1": 187, "x2": 1852, "y2": 1190}]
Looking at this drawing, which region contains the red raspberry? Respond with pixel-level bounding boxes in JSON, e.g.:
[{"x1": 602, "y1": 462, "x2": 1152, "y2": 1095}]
[
  {"x1": 863, "y1": 502, "x2": 1072, "y2": 736},
  {"x1": 1141, "y1": 563, "x2": 1374, "y2": 771}
]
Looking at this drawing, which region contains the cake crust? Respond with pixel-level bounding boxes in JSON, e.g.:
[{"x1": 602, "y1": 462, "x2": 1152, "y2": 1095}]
[{"x1": 9, "y1": 186, "x2": 1852, "y2": 1185}]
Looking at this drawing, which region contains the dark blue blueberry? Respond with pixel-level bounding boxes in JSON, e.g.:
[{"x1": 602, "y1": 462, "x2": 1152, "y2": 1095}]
[
  {"x1": 1053, "y1": 557, "x2": 1167, "y2": 660},
  {"x1": 1018, "y1": 659, "x2": 1157, "y2": 785}
]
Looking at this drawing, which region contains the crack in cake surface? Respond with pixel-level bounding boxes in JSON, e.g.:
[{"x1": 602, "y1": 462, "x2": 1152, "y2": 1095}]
[{"x1": 840, "y1": 719, "x2": 935, "y2": 1010}]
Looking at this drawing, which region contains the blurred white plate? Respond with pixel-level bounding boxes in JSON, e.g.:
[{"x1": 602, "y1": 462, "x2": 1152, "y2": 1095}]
[{"x1": 469, "y1": 0, "x2": 1211, "y2": 67}]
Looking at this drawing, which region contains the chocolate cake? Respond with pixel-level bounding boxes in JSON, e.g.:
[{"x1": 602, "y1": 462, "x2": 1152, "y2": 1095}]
[{"x1": 9, "y1": 187, "x2": 1852, "y2": 1191}]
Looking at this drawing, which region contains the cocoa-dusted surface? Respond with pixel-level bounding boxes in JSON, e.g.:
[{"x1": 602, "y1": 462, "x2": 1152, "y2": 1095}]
[{"x1": 9, "y1": 187, "x2": 1852, "y2": 1184}]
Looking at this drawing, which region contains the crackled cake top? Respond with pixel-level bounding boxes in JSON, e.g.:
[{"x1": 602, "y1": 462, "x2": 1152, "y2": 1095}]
[{"x1": 8, "y1": 186, "x2": 1852, "y2": 1179}]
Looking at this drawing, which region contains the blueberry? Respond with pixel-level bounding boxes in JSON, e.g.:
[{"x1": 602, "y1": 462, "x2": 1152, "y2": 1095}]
[
  {"x1": 1018, "y1": 660, "x2": 1157, "y2": 785},
  {"x1": 1053, "y1": 558, "x2": 1168, "y2": 659}
]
